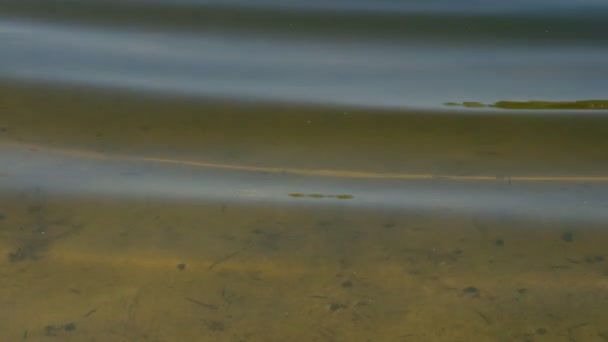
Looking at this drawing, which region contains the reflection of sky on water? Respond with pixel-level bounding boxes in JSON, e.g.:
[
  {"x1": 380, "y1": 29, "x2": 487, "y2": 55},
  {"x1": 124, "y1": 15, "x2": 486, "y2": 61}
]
[
  {"x1": 2, "y1": 20, "x2": 608, "y2": 110},
  {"x1": 13, "y1": 0, "x2": 608, "y2": 14},
  {"x1": 1, "y1": 147, "x2": 606, "y2": 221}
]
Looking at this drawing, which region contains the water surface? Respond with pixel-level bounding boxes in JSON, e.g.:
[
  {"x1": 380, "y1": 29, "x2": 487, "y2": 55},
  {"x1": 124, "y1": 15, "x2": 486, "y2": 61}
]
[{"x1": 1, "y1": 1, "x2": 608, "y2": 341}]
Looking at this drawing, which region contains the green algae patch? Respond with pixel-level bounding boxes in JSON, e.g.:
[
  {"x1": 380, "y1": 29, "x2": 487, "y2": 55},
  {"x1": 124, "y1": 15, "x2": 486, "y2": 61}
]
[
  {"x1": 461, "y1": 101, "x2": 486, "y2": 108},
  {"x1": 444, "y1": 100, "x2": 608, "y2": 110},
  {"x1": 288, "y1": 193, "x2": 354, "y2": 200},
  {"x1": 443, "y1": 101, "x2": 486, "y2": 108},
  {"x1": 492, "y1": 100, "x2": 608, "y2": 110}
]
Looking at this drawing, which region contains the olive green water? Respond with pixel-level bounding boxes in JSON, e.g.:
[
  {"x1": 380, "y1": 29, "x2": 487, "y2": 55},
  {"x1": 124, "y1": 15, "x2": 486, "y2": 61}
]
[{"x1": 1, "y1": 83, "x2": 608, "y2": 341}]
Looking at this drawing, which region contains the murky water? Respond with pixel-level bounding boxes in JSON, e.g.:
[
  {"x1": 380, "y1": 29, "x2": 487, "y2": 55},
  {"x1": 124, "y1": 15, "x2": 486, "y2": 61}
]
[{"x1": 2, "y1": 1, "x2": 608, "y2": 341}]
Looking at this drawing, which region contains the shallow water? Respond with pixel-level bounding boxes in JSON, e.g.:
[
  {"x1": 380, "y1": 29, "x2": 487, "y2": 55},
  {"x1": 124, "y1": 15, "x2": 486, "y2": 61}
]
[
  {"x1": 1, "y1": 84, "x2": 608, "y2": 341},
  {"x1": 2, "y1": 1, "x2": 608, "y2": 341},
  {"x1": 2, "y1": 193, "x2": 608, "y2": 341}
]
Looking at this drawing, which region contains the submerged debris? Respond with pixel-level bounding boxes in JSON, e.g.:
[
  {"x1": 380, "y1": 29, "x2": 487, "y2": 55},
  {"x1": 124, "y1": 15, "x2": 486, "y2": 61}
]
[{"x1": 44, "y1": 322, "x2": 76, "y2": 336}]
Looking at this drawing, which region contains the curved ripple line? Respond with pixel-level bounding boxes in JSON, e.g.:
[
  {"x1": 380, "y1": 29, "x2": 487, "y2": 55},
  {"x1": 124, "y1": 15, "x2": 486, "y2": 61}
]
[{"x1": 3, "y1": 142, "x2": 608, "y2": 183}]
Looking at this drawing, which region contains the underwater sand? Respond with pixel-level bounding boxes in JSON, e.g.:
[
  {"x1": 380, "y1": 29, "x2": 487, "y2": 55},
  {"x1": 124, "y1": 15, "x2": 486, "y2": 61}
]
[{"x1": 1, "y1": 84, "x2": 608, "y2": 341}]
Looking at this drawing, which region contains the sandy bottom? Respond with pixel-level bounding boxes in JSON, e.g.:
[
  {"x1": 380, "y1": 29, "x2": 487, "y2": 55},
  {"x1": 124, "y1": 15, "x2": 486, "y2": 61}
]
[
  {"x1": 1, "y1": 83, "x2": 608, "y2": 341},
  {"x1": 1, "y1": 192, "x2": 607, "y2": 342}
]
